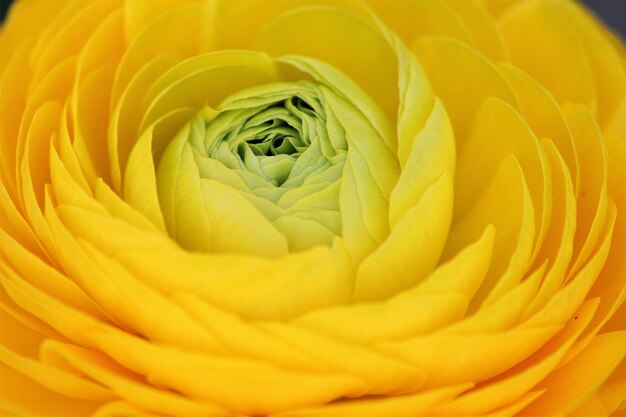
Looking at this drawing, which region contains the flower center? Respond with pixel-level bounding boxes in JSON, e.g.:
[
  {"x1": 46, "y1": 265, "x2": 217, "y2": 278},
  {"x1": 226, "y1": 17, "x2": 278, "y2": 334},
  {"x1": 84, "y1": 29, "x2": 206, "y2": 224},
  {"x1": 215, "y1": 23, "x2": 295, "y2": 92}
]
[
  {"x1": 155, "y1": 81, "x2": 350, "y2": 253},
  {"x1": 204, "y1": 88, "x2": 330, "y2": 187}
]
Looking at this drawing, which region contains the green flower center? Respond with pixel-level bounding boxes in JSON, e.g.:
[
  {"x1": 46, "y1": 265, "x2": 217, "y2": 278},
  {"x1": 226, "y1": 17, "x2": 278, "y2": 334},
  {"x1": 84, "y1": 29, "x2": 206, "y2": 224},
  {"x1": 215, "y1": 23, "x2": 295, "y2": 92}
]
[
  {"x1": 155, "y1": 63, "x2": 398, "y2": 257},
  {"x1": 159, "y1": 81, "x2": 348, "y2": 252},
  {"x1": 202, "y1": 84, "x2": 336, "y2": 187}
]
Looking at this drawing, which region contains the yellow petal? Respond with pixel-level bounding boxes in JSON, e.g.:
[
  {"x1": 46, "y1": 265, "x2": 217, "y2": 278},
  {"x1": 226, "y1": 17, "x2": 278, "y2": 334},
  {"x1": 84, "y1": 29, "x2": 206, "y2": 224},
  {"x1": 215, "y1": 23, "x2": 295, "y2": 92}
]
[
  {"x1": 123, "y1": 111, "x2": 188, "y2": 233},
  {"x1": 525, "y1": 139, "x2": 577, "y2": 318},
  {"x1": 0, "y1": 42, "x2": 31, "y2": 195},
  {"x1": 390, "y1": 99, "x2": 455, "y2": 226},
  {"x1": 392, "y1": 35, "x2": 435, "y2": 168},
  {"x1": 0, "y1": 180, "x2": 43, "y2": 260},
  {"x1": 0, "y1": 362, "x2": 98, "y2": 417},
  {"x1": 563, "y1": 104, "x2": 609, "y2": 277},
  {"x1": 354, "y1": 173, "x2": 453, "y2": 301},
  {"x1": 445, "y1": 153, "x2": 534, "y2": 311},
  {"x1": 433, "y1": 299, "x2": 599, "y2": 415},
  {"x1": 123, "y1": 0, "x2": 199, "y2": 42},
  {"x1": 368, "y1": 0, "x2": 473, "y2": 47},
  {"x1": 558, "y1": 0, "x2": 626, "y2": 125},
  {"x1": 73, "y1": 66, "x2": 115, "y2": 183},
  {"x1": 444, "y1": 264, "x2": 543, "y2": 334},
  {"x1": 21, "y1": 98, "x2": 64, "y2": 207},
  {"x1": 110, "y1": 242, "x2": 353, "y2": 321},
  {"x1": 256, "y1": 6, "x2": 399, "y2": 118},
  {"x1": 273, "y1": 384, "x2": 472, "y2": 417},
  {"x1": 499, "y1": 0, "x2": 595, "y2": 109},
  {"x1": 376, "y1": 324, "x2": 560, "y2": 390},
  {"x1": 0, "y1": 0, "x2": 68, "y2": 77},
  {"x1": 139, "y1": 51, "x2": 279, "y2": 132},
  {"x1": 94, "y1": 179, "x2": 161, "y2": 234},
  {"x1": 412, "y1": 36, "x2": 518, "y2": 141},
  {"x1": 40, "y1": 341, "x2": 230, "y2": 417},
  {"x1": 204, "y1": 0, "x2": 371, "y2": 50},
  {"x1": 49, "y1": 146, "x2": 103, "y2": 215},
  {"x1": 0, "y1": 227, "x2": 105, "y2": 322},
  {"x1": 479, "y1": 0, "x2": 525, "y2": 17},
  {"x1": 109, "y1": 54, "x2": 178, "y2": 191},
  {"x1": 525, "y1": 202, "x2": 616, "y2": 328},
  {"x1": 74, "y1": 8, "x2": 123, "y2": 84},
  {"x1": 440, "y1": 0, "x2": 508, "y2": 61},
  {"x1": 499, "y1": 62, "x2": 579, "y2": 192},
  {"x1": 258, "y1": 322, "x2": 425, "y2": 395},
  {"x1": 198, "y1": 178, "x2": 289, "y2": 256},
  {"x1": 92, "y1": 402, "x2": 168, "y2": 417},
  {"x1": 454, "y1": 97, "x2": 549, "y2": 268},
  {"x1": 111, "y1": 2, "x2": 205, "y2": 105},
  {"x1": 294, "y1": 226, "x2": 494, "y2": 343},
  {"x1": 173, "y1": 294, "x2": 316, "y2": 371},
  {"x1": 273, "y1": 215, "x2": 336, "y2": 251},
  {"x1": 478, "y1": 391, "x2": 544, "y2": 417},
  {"x1": 29, "y1": 0, "x2": 120, "y2": 90},
  {"x1": 0, "y1": 346, "x2": 113, "y2": 402},
  {"x1": 81, "y1": 334, "x2": 365, "y2": 415}
]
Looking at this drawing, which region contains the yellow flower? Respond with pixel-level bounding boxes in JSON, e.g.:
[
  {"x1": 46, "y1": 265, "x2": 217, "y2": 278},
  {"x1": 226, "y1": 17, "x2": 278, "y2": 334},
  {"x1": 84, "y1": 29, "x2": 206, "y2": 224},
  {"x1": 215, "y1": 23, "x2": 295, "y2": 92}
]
[{"x1": 0, "y1": 0, "x2": 625, "y2": 415}]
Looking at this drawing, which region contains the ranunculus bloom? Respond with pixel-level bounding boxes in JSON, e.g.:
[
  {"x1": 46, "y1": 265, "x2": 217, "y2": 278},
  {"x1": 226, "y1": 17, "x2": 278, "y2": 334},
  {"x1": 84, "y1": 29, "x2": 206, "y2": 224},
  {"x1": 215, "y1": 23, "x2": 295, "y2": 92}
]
[{"x1": 1, "y1": 0, "x2": 625, "y2": 415}]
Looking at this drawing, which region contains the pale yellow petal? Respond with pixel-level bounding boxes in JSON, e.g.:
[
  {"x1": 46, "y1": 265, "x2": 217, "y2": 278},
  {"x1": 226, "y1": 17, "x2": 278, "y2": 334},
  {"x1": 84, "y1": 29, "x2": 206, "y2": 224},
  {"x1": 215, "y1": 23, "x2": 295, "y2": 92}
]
[{"x1": 390, "y1": 99, "x2": 455, "y2": 226}]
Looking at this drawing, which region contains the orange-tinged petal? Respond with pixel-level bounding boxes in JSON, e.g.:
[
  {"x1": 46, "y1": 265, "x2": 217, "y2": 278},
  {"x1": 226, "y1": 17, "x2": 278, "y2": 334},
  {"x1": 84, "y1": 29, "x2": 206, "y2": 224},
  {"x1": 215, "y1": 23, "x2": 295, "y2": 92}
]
[
  {"x1": 40, "y1": 342, "x2": 231, "y2": 417},
  {"x1": 0, "y1": 345, "x2": 114, "y2": 402},
  {"x1": 273, "y1": 384, "x2": 472, "y2": 417},
  {"x1": 521, "y1": 332, "x2": 626, "y2": 416},
  {"x1": 0, "y1": 362, "x2": 99, "y2": 417}
]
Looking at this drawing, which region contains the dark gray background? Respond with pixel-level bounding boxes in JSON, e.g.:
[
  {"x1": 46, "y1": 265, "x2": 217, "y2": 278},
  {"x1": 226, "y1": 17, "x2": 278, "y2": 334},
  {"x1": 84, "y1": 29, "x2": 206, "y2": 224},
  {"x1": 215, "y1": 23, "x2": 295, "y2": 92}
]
[
  {"x1": 582, "y1": 0, "x2": 626, "y2": 37},
  {"x1": 0, "y1": 0, "x2": 624, "y2": 43}
]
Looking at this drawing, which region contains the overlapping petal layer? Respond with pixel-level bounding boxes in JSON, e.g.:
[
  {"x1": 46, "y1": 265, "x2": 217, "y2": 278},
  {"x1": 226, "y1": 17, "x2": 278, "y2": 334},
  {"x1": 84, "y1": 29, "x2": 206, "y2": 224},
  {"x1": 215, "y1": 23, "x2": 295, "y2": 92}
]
[{"x1": 0, "y1": 0, "x2": 625, "y2": 416}]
